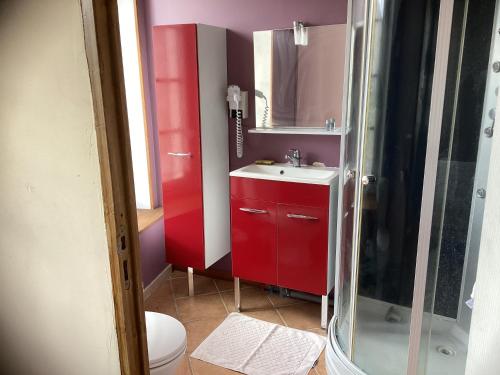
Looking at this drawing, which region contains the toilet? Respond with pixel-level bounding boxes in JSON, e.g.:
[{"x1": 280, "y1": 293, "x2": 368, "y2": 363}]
[{"x1": 145, "y1": 311, "x2": 187, "y2": 375}]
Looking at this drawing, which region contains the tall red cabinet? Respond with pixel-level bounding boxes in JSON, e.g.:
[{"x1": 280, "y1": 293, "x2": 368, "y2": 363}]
[{"x1": 152, "y1": 24, "x2": 230, "y2": 271}]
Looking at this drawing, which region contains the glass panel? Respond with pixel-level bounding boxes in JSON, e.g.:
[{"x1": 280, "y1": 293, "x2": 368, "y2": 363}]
[
  {"x1": 418, "y1": 0, "x2": 498, "y2": 373},
  {"x1": 335, "y1": 0, "x2": 367, "y2": 354},
  {"x1": 352, "y1": 0, "x2": 440, "y2": 374}
]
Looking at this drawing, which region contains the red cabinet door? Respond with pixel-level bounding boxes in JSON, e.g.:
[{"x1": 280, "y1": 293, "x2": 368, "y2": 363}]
[
  {"x1": 277, "y1": 204, "x2": 328, "y2": 295},
  {"x1": 231, "y1": 198, "x2": 277, "y2": 285},
  {"x1": 153, "y1": 25, "x2": 205, "y2": 270}
]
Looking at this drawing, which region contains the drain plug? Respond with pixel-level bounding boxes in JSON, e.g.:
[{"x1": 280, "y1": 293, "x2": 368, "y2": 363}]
[{"x1": 437, "y1": 345, "x2": 456, "y2": 357}]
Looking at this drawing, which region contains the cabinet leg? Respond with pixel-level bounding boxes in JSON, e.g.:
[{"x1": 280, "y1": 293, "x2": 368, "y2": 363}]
[
  {"x1": 321, "y1": 295, "x2": 328, "y2": 330},
  {"x1": 188, "y1": 267, "x2": 194, "y2": 297},
  {"x1": 235, "y1": 277, "x2": 241, "y2": 312}
]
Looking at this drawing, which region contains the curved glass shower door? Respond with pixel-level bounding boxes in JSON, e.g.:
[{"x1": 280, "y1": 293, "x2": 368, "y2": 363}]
[
  {"x1": 334, "y1": 0, "x2": 441, "y2": 374},
  {"x1": 333, "y1": 0, "x2": 499, "y2": 374},
  {"x1": 352, "y1": 0, "x2": 440, "y2": 373},
  {"x1": 417, "y1": 0, "x2": 499, "y2": 373},
  {"x1": 335, "y1": 0, "x2": 367, "y2": 356}
]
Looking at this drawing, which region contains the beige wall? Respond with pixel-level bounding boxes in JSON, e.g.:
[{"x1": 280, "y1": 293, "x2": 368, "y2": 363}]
[
  {"x1": 0, "y1": 1, "x2": 121, "y2": 374},
  {"x1": 465, "y1": 92, "x2": 500, "y2": 373}
]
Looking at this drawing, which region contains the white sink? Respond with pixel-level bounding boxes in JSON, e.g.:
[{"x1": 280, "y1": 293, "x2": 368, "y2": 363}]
[{"x1": 229, "y1": 163, "x2": 338, "y2": 185}]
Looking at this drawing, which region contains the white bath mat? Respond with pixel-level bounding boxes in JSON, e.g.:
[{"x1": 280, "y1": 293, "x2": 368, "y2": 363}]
[{"x1": 191, "y1": 312, "x2": 326, "y2": 375}]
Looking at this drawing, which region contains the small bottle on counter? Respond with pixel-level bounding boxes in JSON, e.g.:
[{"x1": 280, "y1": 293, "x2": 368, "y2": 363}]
[{"x1": 325, "y1": 118, "x2": 335, "y2": 131}]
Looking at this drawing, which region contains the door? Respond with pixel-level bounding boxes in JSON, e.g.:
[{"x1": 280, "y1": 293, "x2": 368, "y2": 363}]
[
  {"x1": 231, "y1": 198, "x2": 277, "y2": 285},
  {"x1": 334, "y1": 0, "x2": 442, "y2": 372},
  {"x1": 152, "y1": 25, "x2": 205, "y2": 270},
  {"x1": 351, "y1": 1, "x2": 441, "y2": 372},
  {"x1": 334, "y1": 0, "x2": 368, "y2": 354},
  {"x1": 415, "y1": 0, "x2": 499, "y2": 373},
  {"x1": 277, "y1": 204, "x2": 328, "y2": 295}
]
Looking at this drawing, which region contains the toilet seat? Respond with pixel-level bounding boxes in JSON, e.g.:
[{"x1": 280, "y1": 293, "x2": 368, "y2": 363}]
[{"x1": 145, "y1": 311, "x2": 187, "y2": 368}]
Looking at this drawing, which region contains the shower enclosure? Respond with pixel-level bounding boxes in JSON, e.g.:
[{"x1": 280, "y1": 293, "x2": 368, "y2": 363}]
[{"x1": 327, "y1": 0, "x2": 499, "y2": 374}]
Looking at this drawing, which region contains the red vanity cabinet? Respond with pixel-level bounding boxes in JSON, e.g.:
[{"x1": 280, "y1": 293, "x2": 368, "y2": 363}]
[
  {"x1": 231, "y1": 198, "x2": 277, "y2": 285},
  {"x1": 277, "y1": 204, "x2": 329, "y2": 295},
  {"x1": 230, "y1": 176, "x2": 335, "y2": 297}
]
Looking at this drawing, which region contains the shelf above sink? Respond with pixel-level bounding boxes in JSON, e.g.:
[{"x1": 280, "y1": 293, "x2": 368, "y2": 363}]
[
  {"x1": 248, "y1": 127, "x2": 343, "y2": 136},
  {"x1": 230, "y1": 163, "x2": 339, "y2": 185}
]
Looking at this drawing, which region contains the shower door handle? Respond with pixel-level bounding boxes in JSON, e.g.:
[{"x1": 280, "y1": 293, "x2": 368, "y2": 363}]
[{"x1": 362, "y1": 175, "x2": 376, "y2": 186}]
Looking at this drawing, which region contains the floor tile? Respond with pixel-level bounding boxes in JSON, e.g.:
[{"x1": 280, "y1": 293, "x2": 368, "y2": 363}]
[
  {"x1": 241, "y1": 309, "x2": 285, "y2": 325},
  {"x1": 184, "y1": 317, "x2": 225, "y2": 353},
  {"x1": 144, "y1": 294, "x2": 178, "y2": 318},
  {"x1": 189, "y1": 358, "x2": 238, "y2": 375},
  {"x1": 148, "y1": 280, "x2": 174, "y2": 301},
  {"x1": 175, "y1": 354, "x2": 192, "y2": 375},
  {"x1": 144, "y1": 272, "x2": 327, "y2": 375},
  {"x1": 171, "y1": 275, "x2": 218, "y2": 298},
  {"x1": 307, "y1": 327, "x2": 328, "y2": 337},
  {"x1": 170, "y1": 269, "x2": 188, "y2": 279},
  {"x1": 213, "y1": 278, "x2": 235, "y2": 292},
  {"x1": 267, "y1": 292, "x2": 309, "y2": 308},
  {"x1": 221, "y1": 287, "x2": 273, "y2": 312},
  {"x1": 313, "y1": 351, "x2": 326, "y2": 375},
  {"x1": 176, "y1": 294, "x2": 227, "y2": 323},
  {"x1": 214, "y1": 278, "x2": 254, "y2": 292},
  {"x1": 278, "y1": 302, "x2": 322, "y2": 330}
]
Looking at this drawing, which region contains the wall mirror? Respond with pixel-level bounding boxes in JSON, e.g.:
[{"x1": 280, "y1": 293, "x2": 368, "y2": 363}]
[{"x1": 253, "y1": 24, "x2": 347, "y2": 132}]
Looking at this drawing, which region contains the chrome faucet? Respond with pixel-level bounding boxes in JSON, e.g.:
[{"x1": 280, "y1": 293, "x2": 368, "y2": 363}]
[{"x1": 285, "y1": 148, "x2": 302, "y2": 167}]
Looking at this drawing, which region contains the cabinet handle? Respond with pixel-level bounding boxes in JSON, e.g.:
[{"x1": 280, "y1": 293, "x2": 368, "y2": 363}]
[
  {"x1": 168, "y1": 152, "x2": 192, "y2": 157},
  {"x1": 287, "y1": 213, "x2": 319, "y2": 220},
  {"x1": 239, "y1": 207, "x2": 268, "y2": 214}
]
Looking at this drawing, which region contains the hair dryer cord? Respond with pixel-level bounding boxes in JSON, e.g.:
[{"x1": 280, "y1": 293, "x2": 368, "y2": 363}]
[{"x1": 236, "y1": 109, "x2": 243, "y2": 158}]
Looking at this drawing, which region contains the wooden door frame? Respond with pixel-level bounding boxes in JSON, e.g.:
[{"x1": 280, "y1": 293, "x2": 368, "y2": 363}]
[{"x1": 80, "y1": 1, "x2": 149, "y2": 374}]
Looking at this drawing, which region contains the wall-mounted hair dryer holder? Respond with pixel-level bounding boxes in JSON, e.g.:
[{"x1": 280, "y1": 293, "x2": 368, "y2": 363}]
[{"x1": 227, "y1": 85, "x2": 248, "y2": 159}]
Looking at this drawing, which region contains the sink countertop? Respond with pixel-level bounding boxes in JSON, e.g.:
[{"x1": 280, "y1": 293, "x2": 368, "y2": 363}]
[{"x1": 229, "y1": 163, "x2": 339, "y2": 185}]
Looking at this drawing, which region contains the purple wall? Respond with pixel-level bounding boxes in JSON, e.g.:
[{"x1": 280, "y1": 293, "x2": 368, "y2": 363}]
[
  {"x1": 137, "y1": 0, "x2": 347, "y2": 273},
  {"x1": 139, "y1": 219, "x2": 167, "y2": 287},
  {"x1": 139, "y1": 0, "x2": 346, "y2": 182}
]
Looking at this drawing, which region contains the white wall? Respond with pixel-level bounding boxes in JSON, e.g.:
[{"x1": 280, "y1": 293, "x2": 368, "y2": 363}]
[
  {"x1": 0, "y1": 1, "x2": 121, "y2": 374},
  {"x1": 465, "y1": 95, "x2": 500, "y2": 374}
]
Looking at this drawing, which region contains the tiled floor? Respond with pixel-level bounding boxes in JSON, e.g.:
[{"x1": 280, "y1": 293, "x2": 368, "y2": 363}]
[{"x1": 144, "y1": 269, "x2": 328, "y2": 375}]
